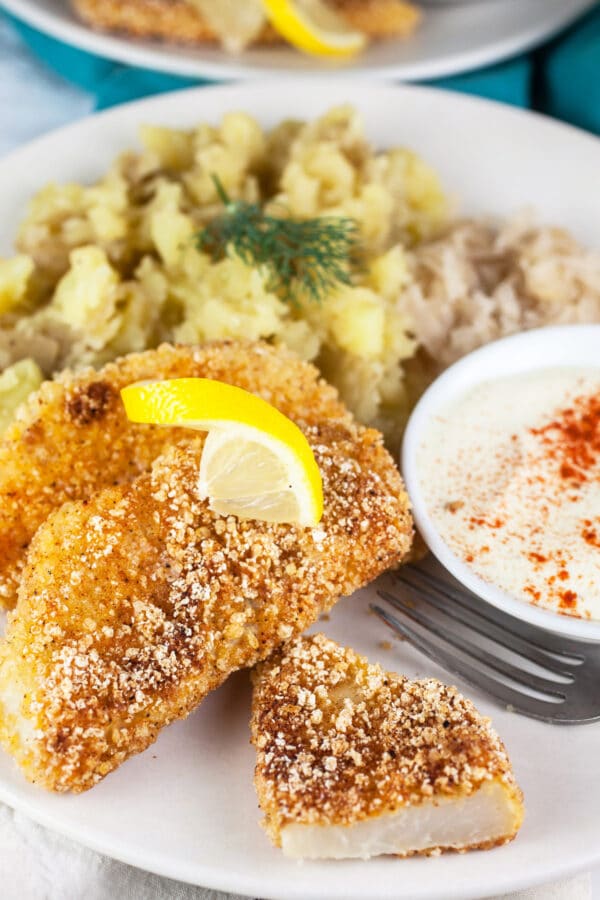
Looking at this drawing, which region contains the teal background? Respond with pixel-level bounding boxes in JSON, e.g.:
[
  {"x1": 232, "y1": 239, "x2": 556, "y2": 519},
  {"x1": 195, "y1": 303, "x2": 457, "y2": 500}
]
[{"x1": 1, "y1": 5, "x2": 600, "y2": 130}]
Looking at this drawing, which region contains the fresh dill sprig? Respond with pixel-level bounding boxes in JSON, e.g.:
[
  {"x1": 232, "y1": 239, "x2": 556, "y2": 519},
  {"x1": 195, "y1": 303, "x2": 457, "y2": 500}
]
[{"x1": 196, "y1": 175, "x2": 361, "y2": 304}]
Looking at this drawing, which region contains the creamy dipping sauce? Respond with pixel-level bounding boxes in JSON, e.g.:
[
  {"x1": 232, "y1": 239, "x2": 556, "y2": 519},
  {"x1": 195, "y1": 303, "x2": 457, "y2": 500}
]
[{"x1": 418, "y1": 367, "x2": 600, "y2": 621}]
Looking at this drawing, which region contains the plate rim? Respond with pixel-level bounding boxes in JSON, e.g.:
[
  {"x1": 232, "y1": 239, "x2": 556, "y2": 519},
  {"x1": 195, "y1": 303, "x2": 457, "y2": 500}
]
[
  {"x1": 2, "y1": 75, "x2": 600, "y2": 173},
  {"x1": 0, "y1": 774, "x2": 599, "y2": 900},
  {"x1": 0, "y1": 0, "x2": 597, "y2": 82},
  {"x1": 1, "y1": 79, "x2": 600, "y2": 899}
]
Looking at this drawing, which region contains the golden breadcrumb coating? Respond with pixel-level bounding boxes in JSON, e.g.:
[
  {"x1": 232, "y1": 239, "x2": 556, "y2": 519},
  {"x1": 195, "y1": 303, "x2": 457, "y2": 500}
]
[
  {"x1": 0, "y1": 341, "x2": 351, "y2": 609},
  {"x1": 329, "y1": 0, "x2": 421, "y2": 37},
  {"x1": 0, "y1": 347, "x2": 412, "y2": 793},
  {"x1": 71, "y1": 0, "x2": 420, "y2": 45},
  {"x1": 251, "y1": 634, "x2": 524, "y2": 853}
]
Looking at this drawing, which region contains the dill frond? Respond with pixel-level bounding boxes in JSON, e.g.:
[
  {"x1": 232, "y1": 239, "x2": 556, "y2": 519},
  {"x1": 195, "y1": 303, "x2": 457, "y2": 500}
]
[{"x1": 196, "y1": 176, "x2": 361, "y2": 304}]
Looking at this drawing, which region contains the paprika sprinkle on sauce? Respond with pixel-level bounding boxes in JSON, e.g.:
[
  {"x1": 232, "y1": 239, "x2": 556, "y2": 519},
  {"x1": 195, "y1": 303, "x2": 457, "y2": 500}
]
[{"x1": 418, "y1": 367, "x2": 600, "y2": 622}]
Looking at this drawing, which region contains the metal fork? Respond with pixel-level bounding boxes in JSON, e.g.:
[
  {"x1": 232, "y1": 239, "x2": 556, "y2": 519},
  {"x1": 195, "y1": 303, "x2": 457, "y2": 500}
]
[{"x1": 372, "y1": 561, "x2": 600, "y2": 724}]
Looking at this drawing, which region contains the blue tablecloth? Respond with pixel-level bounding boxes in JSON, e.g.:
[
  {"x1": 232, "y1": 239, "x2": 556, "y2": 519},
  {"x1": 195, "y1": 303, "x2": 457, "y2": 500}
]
[{"x1": 2, "y1": 4, "x2": 600, "y2": 130}]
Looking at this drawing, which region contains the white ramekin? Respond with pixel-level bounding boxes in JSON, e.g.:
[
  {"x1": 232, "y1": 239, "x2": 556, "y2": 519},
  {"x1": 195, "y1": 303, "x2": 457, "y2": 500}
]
[{"x1": 402, "y1": 324, "x2": 600, "y2": 642}]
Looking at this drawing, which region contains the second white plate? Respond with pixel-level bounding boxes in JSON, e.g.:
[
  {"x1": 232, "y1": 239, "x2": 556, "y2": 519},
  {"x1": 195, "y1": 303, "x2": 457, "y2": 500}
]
[{"x1": 0, "y1": 0, "x2": 596, "y2": 81}]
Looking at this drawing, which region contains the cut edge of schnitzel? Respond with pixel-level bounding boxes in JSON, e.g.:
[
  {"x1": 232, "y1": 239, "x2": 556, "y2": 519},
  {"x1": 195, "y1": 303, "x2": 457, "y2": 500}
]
[
  {"x1": 251, "y1": 634, "x2": 524, "y2": 859},
  {"x1": 0, "y1": 349, "x2": 412, "y2": 792},
  {"x1": 0, "y1": 340, "x2": 349, "y2": 609}
]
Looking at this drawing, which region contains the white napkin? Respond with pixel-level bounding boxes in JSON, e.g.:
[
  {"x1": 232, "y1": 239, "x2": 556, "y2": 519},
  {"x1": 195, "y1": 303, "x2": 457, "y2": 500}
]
[
  {"x1": 494, "y1": 876, "x2": 592, "y2": 900},
  {"x1": 0, "y1": 18, "x2": 93, "y2": 158}
]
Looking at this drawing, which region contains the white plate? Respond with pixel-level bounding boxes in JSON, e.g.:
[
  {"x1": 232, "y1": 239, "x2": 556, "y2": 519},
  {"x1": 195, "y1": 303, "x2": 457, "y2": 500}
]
[
  {"x1": 1, "y1": 82, "x2": 599, "y2": 900},
  {"x1": 1, "y1": 0, "x2": 596, "y2": 81},
  {"x1": 402, "y1": 325, "x2": 600, "y2": 642}
]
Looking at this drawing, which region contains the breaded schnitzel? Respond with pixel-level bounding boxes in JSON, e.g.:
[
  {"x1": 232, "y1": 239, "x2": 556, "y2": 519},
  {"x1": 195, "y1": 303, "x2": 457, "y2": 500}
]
[
  {"x1": 252, "y1": 634, "x2": 524, "y2": 858},
  {"x1": 72, "y1": 0, "x2": 421, "y2": 47},
  {"x1": 0, "y1": 341, "x2": 351, "y2": 608},
  {"x1": 0, "y1": 345, "x2": 412, "y2": 792}
]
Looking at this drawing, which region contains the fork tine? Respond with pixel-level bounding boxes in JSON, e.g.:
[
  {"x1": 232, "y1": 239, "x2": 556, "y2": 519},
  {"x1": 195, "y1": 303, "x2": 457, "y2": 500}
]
[
  {"x1": 371, "y1": 604, "x2": 568, "y2": 723},
  {"x1": 392, "y1": 571, "x2": 576, "y2": 678},
  {"x1": 396, "y1": 567, "x2": 585, "y2": 664},
  {"x1": 378, "y1": 590, "x2": 567, "y2": 698}
]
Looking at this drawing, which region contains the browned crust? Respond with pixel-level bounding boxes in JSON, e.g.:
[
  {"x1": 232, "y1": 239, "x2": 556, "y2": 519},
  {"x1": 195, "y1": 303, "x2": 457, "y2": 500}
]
[
  {"x1": 330, "y1": 0, "x2": 421, "y2": 38},
  {"x1": 0, "y1": 344, "x2": 413, "y2": 793},
  {"x1": 71, "y1": 0, "x2": 421, "y2": 46},
  {"x1": 0, "y1": 341, "x2": 350, "y2": 609},
  {"x1": 251, "y1": 634, "x2": 524, "y2": 854}
]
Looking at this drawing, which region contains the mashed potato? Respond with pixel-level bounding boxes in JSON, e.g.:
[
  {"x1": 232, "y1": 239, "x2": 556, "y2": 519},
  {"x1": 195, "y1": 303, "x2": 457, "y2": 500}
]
[
  {"x1": 0, "y1": 359, "x2": 43, "y2": 433},
  {"x1": 0, "y1": 106, "x2": 447, "y2": 448},
  {"x1": 3, "y1": 105, "x2": 598, "y2": 450}
]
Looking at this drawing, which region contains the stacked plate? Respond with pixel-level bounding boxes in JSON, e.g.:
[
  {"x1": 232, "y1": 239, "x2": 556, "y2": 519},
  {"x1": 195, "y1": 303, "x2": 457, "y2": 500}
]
[{"x1": 0, "y1": 0, "x2": 596, "y2": 81}]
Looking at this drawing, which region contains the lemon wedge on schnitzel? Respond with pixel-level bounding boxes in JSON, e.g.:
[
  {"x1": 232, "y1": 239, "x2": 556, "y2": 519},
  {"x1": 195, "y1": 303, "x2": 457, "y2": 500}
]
[
  {"x1": 121, "y1": 377, "x2": 323, "y2": 527},
  {"x1": 261, "y1": 0, "x2": 366, "y2": 57}
]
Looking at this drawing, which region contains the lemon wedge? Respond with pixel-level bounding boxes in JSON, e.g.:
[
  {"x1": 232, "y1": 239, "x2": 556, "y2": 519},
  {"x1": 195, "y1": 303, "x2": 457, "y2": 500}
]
[
  {"x1": 121, "y1": 378, "x2": 323, "y2": 527},
  {"x1": 261, "y1": 0, "x2": 366, "y2": 58},
  {"x1": 187, "y1": 0, "x2": 265, "y2": 53}
]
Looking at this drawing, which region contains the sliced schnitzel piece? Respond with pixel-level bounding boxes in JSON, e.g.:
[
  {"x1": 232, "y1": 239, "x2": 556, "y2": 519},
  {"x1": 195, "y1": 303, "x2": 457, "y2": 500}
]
[
  {"x1": 0, "y1": 350, "x2": 412, "y2": 793},
  {"x1": 71, "y1": 0, "x2": 421, "y2": 46},
  {"x1": 0, "y1": 340, "x2": 350, "y2": 608},
  {"x1": 251, "y1": 634, "x2": 524, "y2": 858}
]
